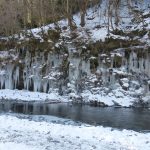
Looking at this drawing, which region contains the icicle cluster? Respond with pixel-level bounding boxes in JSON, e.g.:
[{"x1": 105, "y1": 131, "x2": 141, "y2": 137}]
[{"x1": 0, "y1": 47, "x2": 150, "y2": 96}]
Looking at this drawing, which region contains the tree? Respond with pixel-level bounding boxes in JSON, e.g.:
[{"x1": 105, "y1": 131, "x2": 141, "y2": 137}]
[{"x1": 77, "y1": 0, "x2": 88, "y2": 27}]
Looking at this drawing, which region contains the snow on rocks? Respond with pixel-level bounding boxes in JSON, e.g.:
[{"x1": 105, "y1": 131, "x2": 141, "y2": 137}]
[
  {"x1": 0, "y1": 49, "x2": 18, "y2": 61},
  {"x1": 81, "y1": 88, "x2": 134, "y2": 107}
]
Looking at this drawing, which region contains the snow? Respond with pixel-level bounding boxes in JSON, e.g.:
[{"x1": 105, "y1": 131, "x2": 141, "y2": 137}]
[
  {"x1": 0, "y1": 143, "x2": 37, "y2": 150},
  {"x1": 91, "y1": 28, "x2": 108, "y2": 42},
  {"x1": 0, "y1": 89, "x2": 67, "y2": 102},
  {"x1": 15, "y1": 0, "x2": 149, "y2": 45},
  {"x1": 81, "y1": 88, "x2": 134, "y2": 107},
  {"x1": 0, "y1": 50, "x2": 18, "y2": 61},
  {"x1": 0, "y1": 87, "x2": 146, "y2": 107},
  {"x1": 0, "y1": 114, "x2": 150, "y2": 150}
]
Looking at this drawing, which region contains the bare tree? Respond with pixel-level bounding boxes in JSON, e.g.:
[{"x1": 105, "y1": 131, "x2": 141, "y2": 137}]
[{"x1": 77, "y1": 0, "x2": 88, "y2": 27}]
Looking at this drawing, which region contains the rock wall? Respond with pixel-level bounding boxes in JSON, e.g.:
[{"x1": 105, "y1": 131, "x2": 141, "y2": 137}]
[{"x1": 0, "y1": 46, "x2": 150, "y2": 106}]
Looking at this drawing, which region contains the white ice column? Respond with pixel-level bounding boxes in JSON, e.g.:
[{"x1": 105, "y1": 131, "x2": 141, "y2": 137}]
[
  {"x1": 14, "y1": 66, "x2": 19, "y2": 89},
  {"x1": 5, "y1": 64, "x2": 14, "y2": 89}
]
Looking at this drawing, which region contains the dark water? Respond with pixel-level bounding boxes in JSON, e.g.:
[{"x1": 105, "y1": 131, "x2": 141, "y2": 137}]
[{"x1": 0, "y1": 101, "x2": 150, "y2": 131}]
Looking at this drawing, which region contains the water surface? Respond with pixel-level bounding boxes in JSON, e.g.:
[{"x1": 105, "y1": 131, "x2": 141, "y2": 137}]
[{"x1": 0, "y1": 101, "x2": 150, "y2": 131}]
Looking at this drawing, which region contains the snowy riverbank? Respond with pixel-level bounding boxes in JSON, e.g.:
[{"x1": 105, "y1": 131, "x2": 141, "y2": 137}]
[
  {"x1": 0, "y1": 89, "x2": 67, "y2": 102},
  {"x1": 0, "y1": 114, "x2": 150, "y2": 150},
  {"x1": 0, "y1": 89, "x2": 150, "y2": 108}
]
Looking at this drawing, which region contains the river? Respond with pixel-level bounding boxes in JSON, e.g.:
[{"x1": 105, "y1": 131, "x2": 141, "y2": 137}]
[{"x1": 0, "y1": 100, "x2": 150, "y2": 132}]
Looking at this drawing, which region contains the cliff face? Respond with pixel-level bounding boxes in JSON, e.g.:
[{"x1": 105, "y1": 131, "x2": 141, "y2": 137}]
[
  {"x1": 0, "y1": 0, "x2": 150, "y2": 107},
  {"x1": 0, "y1": 44, "x2": 150, "y2": 107}
]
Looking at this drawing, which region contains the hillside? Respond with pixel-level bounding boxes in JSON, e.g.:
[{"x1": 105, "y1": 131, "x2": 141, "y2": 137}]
[{"x1": 0, "y1": 0, "x2": 150, "y2": 107}]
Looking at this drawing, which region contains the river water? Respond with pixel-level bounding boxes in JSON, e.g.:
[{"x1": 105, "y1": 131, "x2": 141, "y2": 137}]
[{"x1": 0, "y1": 101, "x2": 150, "y2": 131}]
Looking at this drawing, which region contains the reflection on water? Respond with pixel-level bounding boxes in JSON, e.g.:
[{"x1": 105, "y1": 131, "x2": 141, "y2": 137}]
[{"x1": 0, "y1": 100, "x2": 150, "y2": 131}]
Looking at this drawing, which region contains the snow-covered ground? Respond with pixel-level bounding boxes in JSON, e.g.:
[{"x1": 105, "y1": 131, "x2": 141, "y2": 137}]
[
  {"x1": 0, "y1": 89, "x2": 68, "y2": 102},
  {"x1": 0, "y1": 89, "x2": 138, "y2": 107},
  {"x1": 0, "y1": 114, "x2": 150, "y2": 150}
]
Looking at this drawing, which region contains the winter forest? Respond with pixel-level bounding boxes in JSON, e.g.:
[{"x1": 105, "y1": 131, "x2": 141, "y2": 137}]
[{"x1": 0, "y1": 0, "x2": 150, "y2": 150}]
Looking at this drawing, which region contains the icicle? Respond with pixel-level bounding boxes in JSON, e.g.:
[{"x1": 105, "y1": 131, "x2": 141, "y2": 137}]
[
  {"x1": 129, "y1": 51, "x2": 134, "y2": 71},
  {"x1": 43, "y1": 79, "x2": 48, "y2": 93},
  {"x1": 14, "y1": 67, "x2": 19, "y2": 89},
  {"x1": 69, "y1": 58, "x2": 81, "y2": 82},
  {"x1": 82, "y1": 60, "x2": 91, "y2": 76},
  {"x1": 4, "y1": 64, "x2": 14, "y2": 89},
  {"x1": 0, "y1": 76, "x2": 5, "y2": 89}
]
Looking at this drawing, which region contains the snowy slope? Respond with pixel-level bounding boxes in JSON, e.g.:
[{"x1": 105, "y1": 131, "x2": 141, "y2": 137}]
[{"x1": 19, "y1": 0, "x2": 150, "y2": 44}]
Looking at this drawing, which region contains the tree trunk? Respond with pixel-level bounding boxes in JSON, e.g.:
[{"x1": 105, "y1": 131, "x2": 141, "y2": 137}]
[
  {"x1": 80, "y1": 11, "x2": 85, "y2": 27},
  {"x1": 66, "y1": 0, "x2": 73, "y2": 29},
  {"x1": 26, "y1": 0, "x2": 31, "y2": 25},
  {"x1": 79, "y1": 0, "x2": 88, "y2": 27}
]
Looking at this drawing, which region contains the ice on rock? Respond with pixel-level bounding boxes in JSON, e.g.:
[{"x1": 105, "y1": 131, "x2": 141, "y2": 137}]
[{"x1": 0, "y1": 45, "x2": 150, "y2": 106}]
